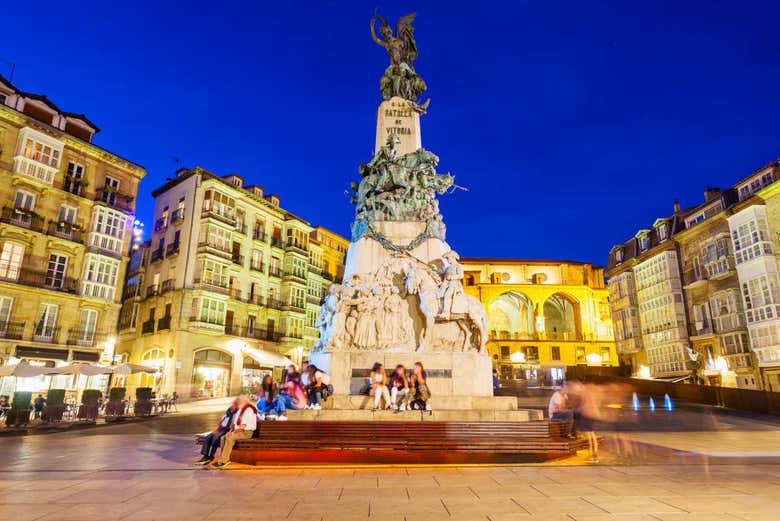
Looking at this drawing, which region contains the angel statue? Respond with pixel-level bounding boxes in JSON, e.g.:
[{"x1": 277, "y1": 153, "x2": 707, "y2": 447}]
[{"x1": 370, "y1": 12, "x2": 427, "y2": 102}]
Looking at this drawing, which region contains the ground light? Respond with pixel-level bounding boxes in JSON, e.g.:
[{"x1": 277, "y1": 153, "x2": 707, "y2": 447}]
[
  {"x1": 649, "y1": 396, "x2": 656, "y2": 411},
  {"x1": 664, "y1": 393, "x2": 673, "y2": 411},
  {"x1": 632, "y1": 392, "x2": 640, "y2": 411}
]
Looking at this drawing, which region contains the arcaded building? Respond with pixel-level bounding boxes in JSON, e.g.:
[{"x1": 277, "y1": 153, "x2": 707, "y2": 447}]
[{"x1": 461, "y1": 258, "x2": 617, "y2": 384}]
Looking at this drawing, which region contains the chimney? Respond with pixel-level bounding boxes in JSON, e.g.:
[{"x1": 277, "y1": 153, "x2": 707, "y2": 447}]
[
  {"x1": 673, "y1": 200, "x2": 681, "y2": 213},
  {"x1": 704, "y1": 186, "x2": 720, "y2": 202}
]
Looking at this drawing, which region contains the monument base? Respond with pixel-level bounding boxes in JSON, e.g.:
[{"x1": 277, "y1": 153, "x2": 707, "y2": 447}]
[{"x1": 308, "y1": 349, "x2": 494, "y2": 400}]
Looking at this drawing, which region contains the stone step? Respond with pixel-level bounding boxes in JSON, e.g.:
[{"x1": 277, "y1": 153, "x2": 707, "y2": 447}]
[
  {"x1": 319, "y1": 394, "x2": 519, "y2": 411},
  {"x1": 283, "y1": 408, "x2": 542, "y2": 422}
]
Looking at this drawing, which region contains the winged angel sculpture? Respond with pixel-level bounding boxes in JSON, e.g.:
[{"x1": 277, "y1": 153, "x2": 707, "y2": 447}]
[{"x1": 370, "y1": 13, "x2": 427, "y2": 103}]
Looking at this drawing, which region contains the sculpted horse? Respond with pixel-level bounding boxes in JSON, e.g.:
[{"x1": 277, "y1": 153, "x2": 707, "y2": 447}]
[{"x1": 403, "y1": 262, "x2": 488, "y2": 353}]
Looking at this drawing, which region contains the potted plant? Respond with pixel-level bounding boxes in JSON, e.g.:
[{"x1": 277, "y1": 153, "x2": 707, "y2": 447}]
[
  {"x1": 105, "y1": 387, "x2": 126, "y2": 418},
  {"x1": 42, "y1": 389, "x2": 66, "y2": 422},
  {"x1": 5, "y1": 391, "x2": 32, "y2": 427},
  {"x1": 77, "y1": 389, "x2": 101, "y2": 421},
  {"x1": 134, "y1": 387, "x2": 153, "y2": 416}
]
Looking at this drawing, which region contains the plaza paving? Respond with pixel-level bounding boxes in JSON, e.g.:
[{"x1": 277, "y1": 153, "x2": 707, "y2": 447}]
[{"x1": 1, "y1": 400, "x2": 780, "y2": 521}]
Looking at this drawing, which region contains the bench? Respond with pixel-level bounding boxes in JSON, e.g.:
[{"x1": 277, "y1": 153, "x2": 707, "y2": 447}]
[{"x1": 222, "y1": 420, "x2": 586, "y2": 465}]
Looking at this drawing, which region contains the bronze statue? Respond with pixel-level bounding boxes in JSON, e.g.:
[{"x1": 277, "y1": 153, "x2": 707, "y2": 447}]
[{"x1": 370, "y1": 13, "x2": 427, "y2": 102}]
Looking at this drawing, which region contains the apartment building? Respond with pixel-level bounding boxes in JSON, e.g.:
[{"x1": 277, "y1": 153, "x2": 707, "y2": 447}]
[
  {"x1": 115, "y1": 167, "x2": 347, "y2": 399},
  {"x1": 461, "y1": 258, "x2": 617, "y2": 385},
  {"x1": 607, "y1": 158, "x2": 780, "y2": 389},
  {"x1": 0, "y1": 76, "x2": 144, "y2": 394}
]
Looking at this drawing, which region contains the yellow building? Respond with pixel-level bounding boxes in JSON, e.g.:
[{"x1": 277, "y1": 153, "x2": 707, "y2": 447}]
[
  {"x1": 0, "y1": 75, "x2": 145, "y2": 394},
  {"x1": 116, "y1": 167, "x2": 348, "y2": 400},
  {"x1": 461, "y1": 258, "x2": 617, "y2": 384},
  {"x1": 311, "y1": 225, "x2": 349, "y2": 284}
]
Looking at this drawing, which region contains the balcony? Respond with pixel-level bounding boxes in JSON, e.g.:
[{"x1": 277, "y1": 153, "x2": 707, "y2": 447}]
[
  {"x1": 46, "y1": 221, "x2": 84, "y2": 244},
  {"x1": 193, "y1": 278, "x2": 230, "y2": 295},
  {"x1": 281, "y1": 329, "x2": 304, "y2": 341},
  {"x1": 122, "y1": 284, "x2": 141, "y2": 300},
  {"x1": 66, "y1": 328, "x2": 107, "y2": 347},
  {"x1": 170, "y1": 207, "x2": 186, "y2": 224},
  {"x1": 283, "y1": 271, "x2": 307, "y2": 284},
  {"x1": 308, "y1": 264, "x2": 322, "y2": 275},
  {"x1": 683, "y1": 269, "x2": 707, "y2": 289},
  {"x1": 724, "y1": 352, "x2": 753, "y2": 370},
  {"x1": 1, "y1": 206, "x2": 45, "y2": 233},
  {"x1": 268, "y1": 266, "x2": 282, "y2": 278},
  {"x1": 270, "y1": 237, "x2": 283, "y2": 249},
  {"x1": 188, "y1": 316, "x2": 225, "y2": 332},
  {"x1": 33, "y1": 325, "x2": 61, "y2": 344},
  {"x1": 146, "y1": 285, "x2": 159, "y2": 298},
  {"x1": 225, "y1": 323, "x2": 243, "y2": 336},
  {"x1": 87, "y1": 232, "x2": 124, "y2": 260},
  {"x1": 616, "y1": 336, "x2": 642, "y2": 354},
  {"x1": 285, "y1": 240, "x2": 308, "y2": 255},
  {"x1": 196, "y1": 241, "x2": 232, "y2": 260},
  {"x1": 690, "y1": 324, "x2": 714, "y2": 338},
  {"x1": 282, "y1": 303, "x2": 306, "y2": 314},
  {"x1": 161, "y1": 279, "x2": 174, "y2": 293},
  {"x1": 266, "y1": 298, "x2": 283, "y2": 310},
  {"x1": 157, "y1": 316, "x2": 171, "y2": 331},
  {"x1": 231, "y1": 253, "x2": 244, "y2": 266},
  {"x1": 150, "y1": 248, "x2": 164, "y2": 262},
  {"x1": 714, "y1": 313, "x2": 746, "y2": 333},
  {"x1": 201, "y1": 205, "x2": 236, "y2": 226},
  {"x1": 229, "y1": 288, "x2": 242, "y2": 301},
  {"x1": 154, "y1": 218, "x2": 167, "y2": 232},
  {"x1": 95, "y1": 187, "x2": 135, "y2": 213},
  {"x1": 252, "y1": 230, "x2": 266, "y2": 242},
  {"x1": 0, "y1": 321, "x2": 25, "y2": 340},
  {"x1": 0, "y1": 267, "x2": 78, "y2": 294},
  {"x1": 166, "y1": 241, "x2": 180, "y2": 257},
  {"x1": 246, "y1": 294, "x2": 264, "y2": 306},
  {"x1": 250, "y1": 261, "x2": 264, "y2": 273},
  {"x1": 13, "y1": 155, "x2": 58, "y2": 185},
  {"x1": 307, "y1": 294, "x2": 322, "y2": 305},
  {"x1": 234, "y1": 223, "x2": 247, "y2": 235},
  {"x1": 321, "y1": 271, "x2": 334, "y2": 281},
  {"x1": 141, "y1": 319, "x2": 155, "y2": 335}
]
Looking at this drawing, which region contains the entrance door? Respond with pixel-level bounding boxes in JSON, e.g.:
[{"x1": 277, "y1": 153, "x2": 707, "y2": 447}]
[{"x1": 765, "y1": 371, "x2": 780, "y2": 392}]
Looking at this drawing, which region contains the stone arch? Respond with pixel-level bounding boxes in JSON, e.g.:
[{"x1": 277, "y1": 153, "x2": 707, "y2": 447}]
[
  {"x1": 139, "y1": 348, "x2": 166, "y2": 390},
  {"x1": 191, "y1": 348, "x2": 234, "y2": 399},
  {"x1": 542, "y1": 292, "x2": 582, "y2": 340},
  {"x1": 488, "y1": 291, "x2": 536, "y2": 340}
]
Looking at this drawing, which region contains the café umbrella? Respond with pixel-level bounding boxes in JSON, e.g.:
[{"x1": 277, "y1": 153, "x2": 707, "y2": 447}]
[
  {"x1": 110, "y1": 363, "x2": 159, "y2": 377},
  {"x1": 48, "y1": 364, "x2": 114, "y2": 376},
  {"x1": 0, "y1": 363, "x2": 58, "y2": 378}
]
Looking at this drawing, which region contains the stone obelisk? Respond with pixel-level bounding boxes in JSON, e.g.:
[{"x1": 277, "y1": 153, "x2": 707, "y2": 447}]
[{"x1": 308, "y1": 13, "x2": 497, "y2": 408}]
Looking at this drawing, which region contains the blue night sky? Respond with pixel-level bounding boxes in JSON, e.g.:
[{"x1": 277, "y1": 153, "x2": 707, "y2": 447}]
[{"x1": 3, "y1": 1, "x2": 779, "y2": 266}]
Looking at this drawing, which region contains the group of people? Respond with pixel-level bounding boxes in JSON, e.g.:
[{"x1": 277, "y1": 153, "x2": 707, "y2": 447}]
[{"x1": 368, "y1": 361, "x2": 430, "y2": 412}]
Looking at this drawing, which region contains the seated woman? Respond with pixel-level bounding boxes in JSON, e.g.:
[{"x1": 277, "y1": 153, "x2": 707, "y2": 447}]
[
  {"x1": 370, "y1": 362, "x2": 391, "y2": 411},
  {"x1": 390, "y1": 364, "x2": 410, "y2": 411},
  {"x1": 410, "y1": 361, "x2": 431, "y2": 411},
  {"x1": 276, "y1": 378, "x2": 307, "y2": 419},
  {"x1": 257, "y1": 375, "x2": 283, "y2": 419},
  {"x1": 306, "y1": 365, "x2": 331, "y2": 410}
]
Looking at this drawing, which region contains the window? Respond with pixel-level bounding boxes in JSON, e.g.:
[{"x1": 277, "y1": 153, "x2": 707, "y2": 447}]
[
  {"x1": 201, "y1": 224, "x2": 231, "y2": 252},
  {"x1": 732, "y1": 217, "x2": 773, "y2": 264},
  {"x1": 34, "y1": 303, "x2": 58, "y2": 340},
  {"x1": 199, "y1": 297, "x2": 226, "y2": 325},
  {"x1": 0, "y1": 242, "x2": 24, "y2": 280},
  {"x1": 202, "y1": 190, "x2": 235, "y2": 220},
  {"x1": 102, "y1": 175, "x2": 120, "y2": 205},
  {"x1": 58, "y1": 205, "x2": 77, "y2": 224},
  {"x1": 247, "y1": 315, "x2": 256, "y2": 336},
  {"x1": 614, "y1": 248, "x2": 623, "y2": 263},
  {"x1": 551, "y1": 346, "x2": 561, "y2": 360},
  {"x1": 81, "y1": 254, "x2": 120, "y2": 301},
  {"x1": 45, "y1": 254, "x2": 68, "y2": 288},
  {"x1": 500, "y1": 345, "x2": 510, "y2": 359},
  {"x1": 64, "y1": 162, "x2": 85, "y2": 195},
  {"x1": 90, "y1": 207, "x2": 126, "y2": 255},
  {"x1": 22, "y1": 136, "x2": 61, "y2": 168},
  {"x1": 14, "y1": 190, "x2": 35, "y2": 211},
  {"x1": 639, "y1": 236, "x2": 649, "y2": 251},
  {"x1": 576, "y1": 347, "x2": 586, "y2": 363},
  {"x1": 600, "y1": 347, "x2": 611, "y2": 363},
  {"x1": 658, "y1": 223, "x2": 668, "y2": 240},
  {"x1": 742, "y1": 275, "x2": 780, "y2": 323},
  {"x1": 78, "y1": 309, "x2": 98, "y2": 344},
  {"x1": 201, "y1": 260, "x2": 229, "y2": 288},
  {"x1": 0, "y1": 296, "x2": 12, "y2": 333}
]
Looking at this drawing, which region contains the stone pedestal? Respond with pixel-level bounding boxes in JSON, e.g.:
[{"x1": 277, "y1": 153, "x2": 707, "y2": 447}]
[
  {"x1": 308, "y1": 349, "x2": 493, "y2": 400},
  {"x1": 375, "y1": 96, "x2": 421, "y2": 155}
]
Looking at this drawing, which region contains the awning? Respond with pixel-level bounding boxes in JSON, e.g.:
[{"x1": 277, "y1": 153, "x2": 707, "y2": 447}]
[
  {"x1": 0, "y1": 363, "x2": 59, "y2": 377},
  {"x1": 241, "y1": 346, "x2": 294, "y2": 368}
]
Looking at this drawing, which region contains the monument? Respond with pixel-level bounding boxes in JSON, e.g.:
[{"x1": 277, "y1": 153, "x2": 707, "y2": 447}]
[{"x1": 308, "y1": 13, "x2": 504, "y2": 409}]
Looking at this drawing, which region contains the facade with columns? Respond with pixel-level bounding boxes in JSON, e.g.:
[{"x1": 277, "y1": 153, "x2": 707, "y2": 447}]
[{"x1": 461, "y1": 258, "x2": 617, "y2": 384}]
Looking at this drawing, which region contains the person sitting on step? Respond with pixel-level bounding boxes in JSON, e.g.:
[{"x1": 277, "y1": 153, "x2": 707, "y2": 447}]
[
  {"x1": 306, "y1": 365, "x2": 331, "y2": 410},
  {"x1": 196, "y1": 398, "x2": 238, "y2": 465},
  {"x1": 370, "y1": 362, "x2": 392, "y2": 411},
  {"x1": 257, "y1": 375, "x2": 284, "y2": 420},
  {"x1": 410, "y1": 361, "x2": 431, "y2": 411},
  {"x1": 211, "y1": 395, "x2": 257, "y2": 468},
  {"x1": 390, "y1": 364, "x2": 410, "y2": 411}
]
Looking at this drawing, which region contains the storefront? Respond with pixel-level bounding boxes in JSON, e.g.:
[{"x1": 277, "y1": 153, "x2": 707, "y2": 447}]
[
  {"x1": 241, "y1": 355, "x2": 272, "y2": 396},
  {"x1": 191, "y1": 349, "x2": 232, "y2": 399},
  {"x1": 138, "y1": 348, "x2": 166, "y2": 395}
]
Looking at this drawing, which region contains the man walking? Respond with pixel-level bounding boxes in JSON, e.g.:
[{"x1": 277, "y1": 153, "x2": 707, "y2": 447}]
[
  {"x1": 196, "y1": 398, "x2": 238, "y2": 465},
  {"x1": 212, "y1": 395, "x2": 257, "y2": 468}
]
